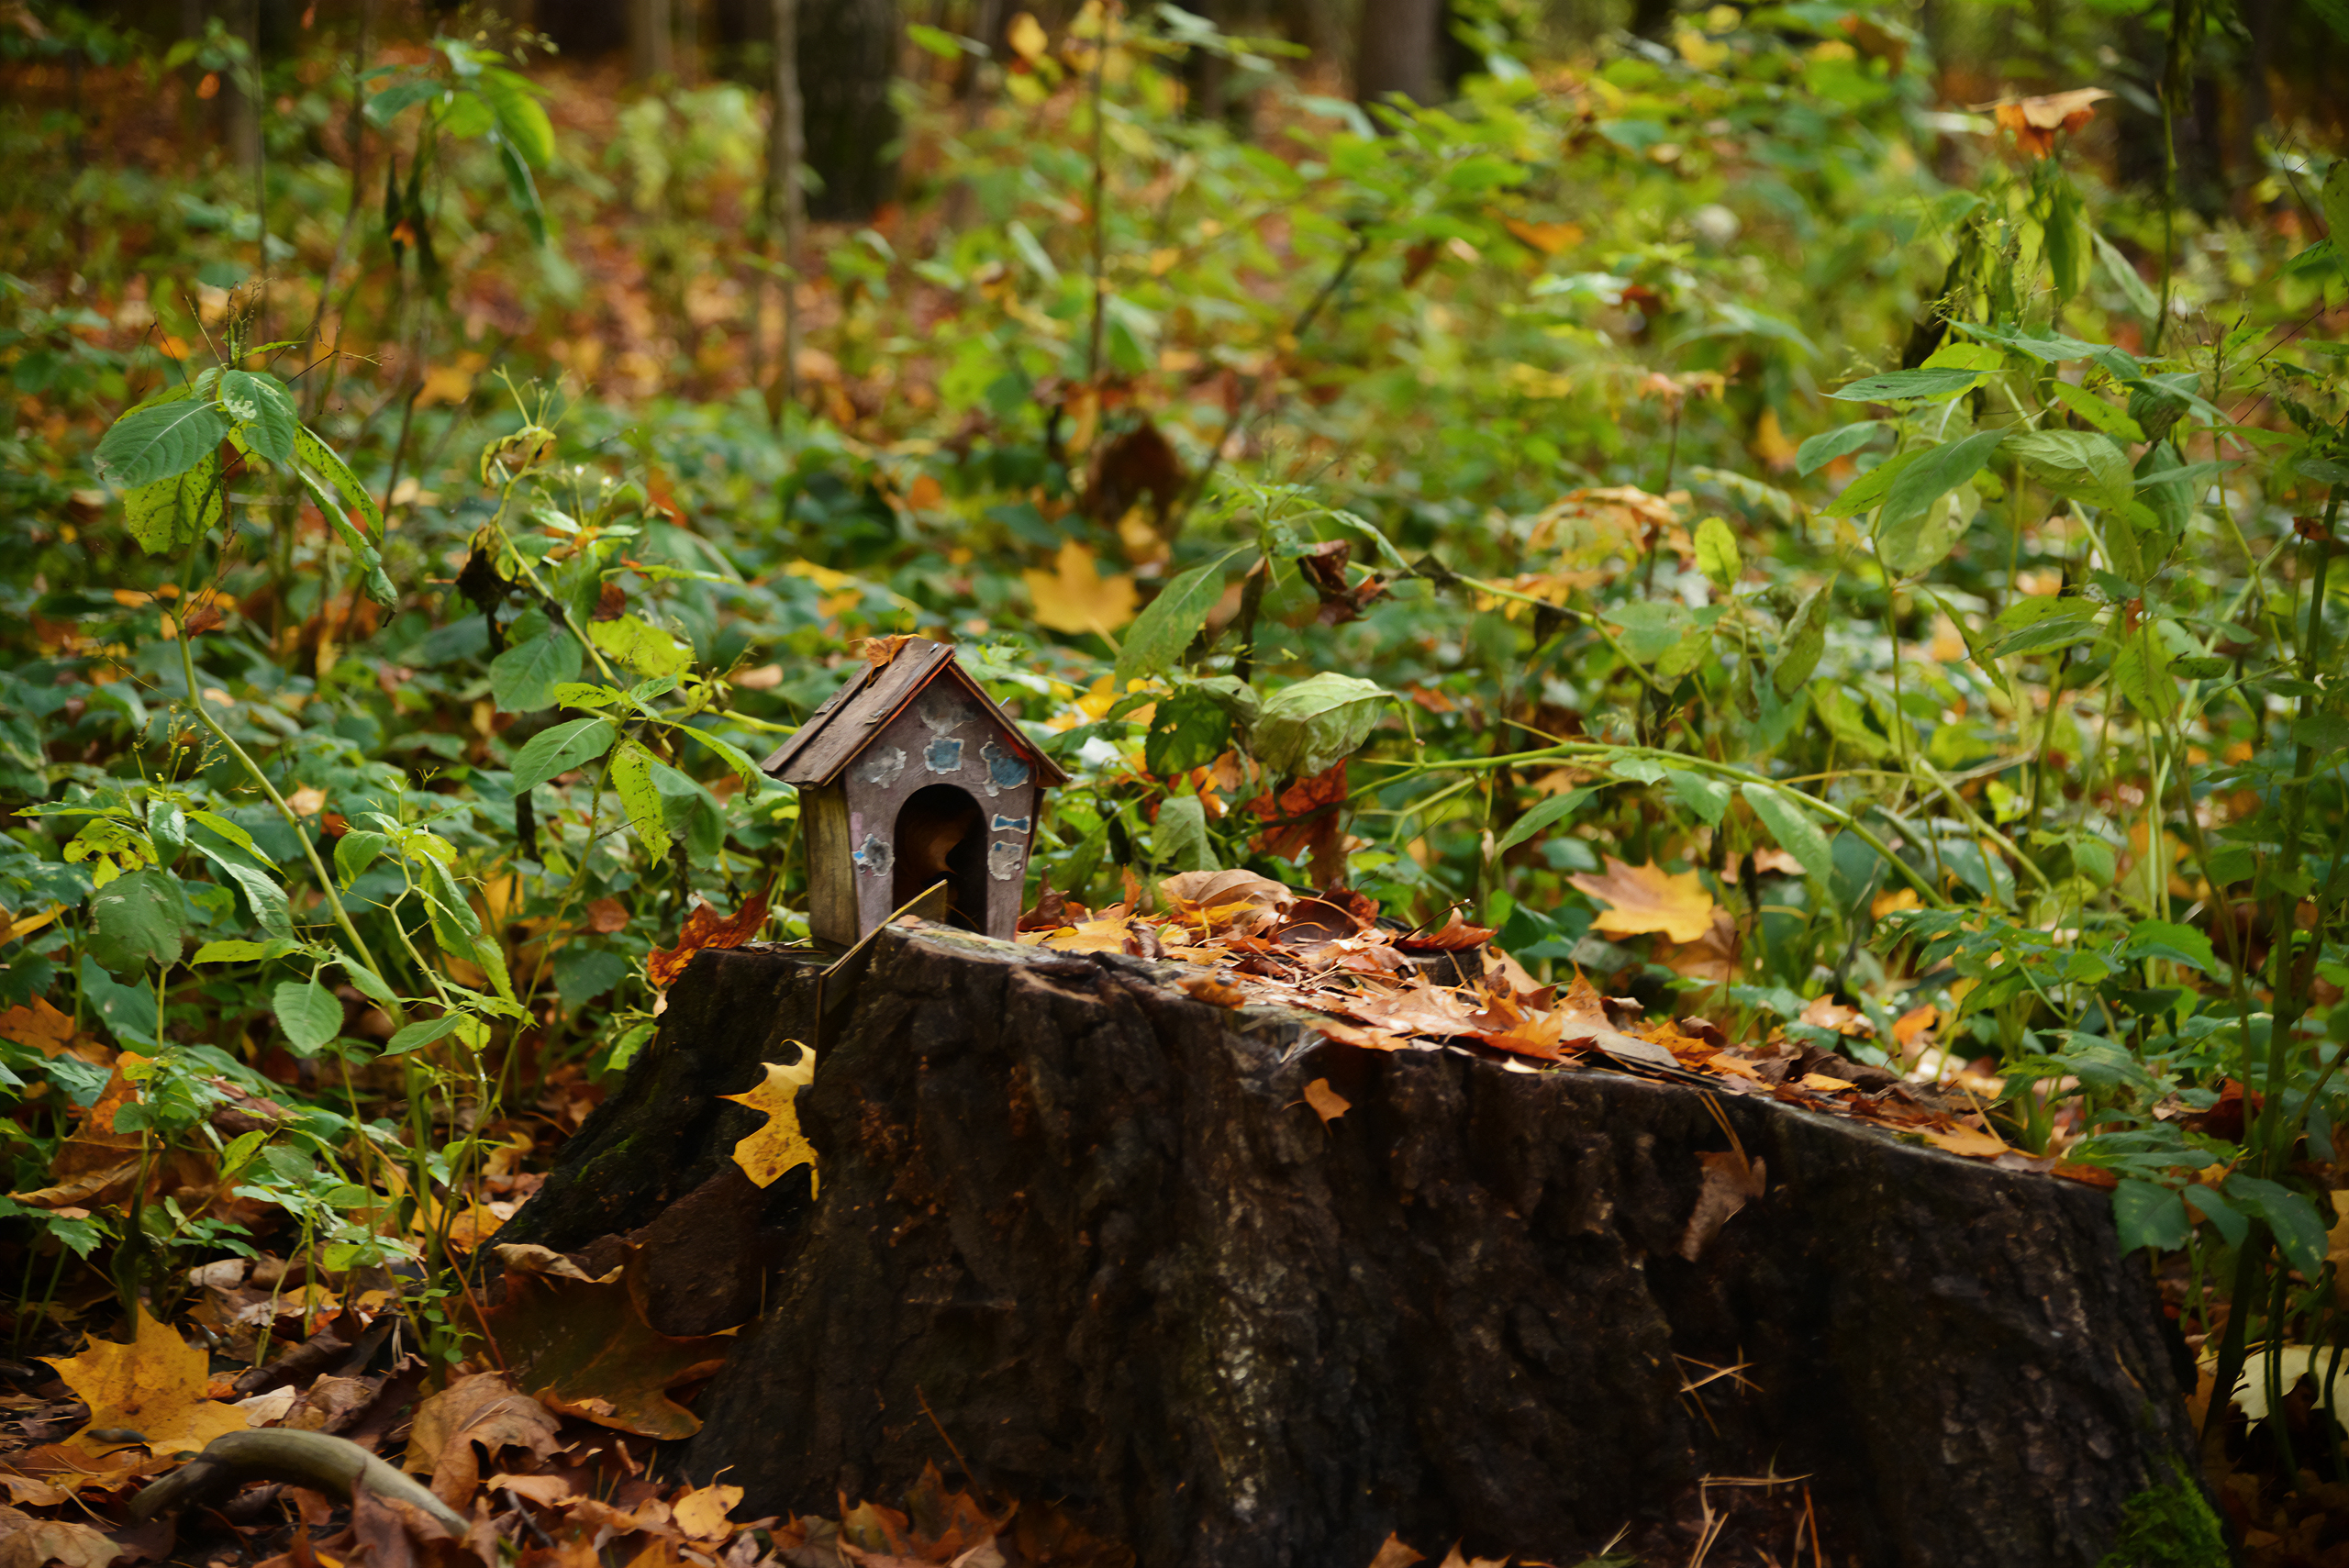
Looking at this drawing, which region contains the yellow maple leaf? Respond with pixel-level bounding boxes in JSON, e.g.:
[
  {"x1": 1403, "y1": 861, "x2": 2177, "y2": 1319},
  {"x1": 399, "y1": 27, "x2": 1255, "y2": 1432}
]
[
  {"x1": 1565, "y1": 856, "x2": 1720, "y2": 944},
  {"x1": 1023, "y1": 541, "x2": 1138, "y2": 636},
  {"x1": 42, "y1": 1308, "x2": 246, "y2": 1458},
  {"x1": 721, "y1": 1050, "x2": 818, "y2": 1192}
]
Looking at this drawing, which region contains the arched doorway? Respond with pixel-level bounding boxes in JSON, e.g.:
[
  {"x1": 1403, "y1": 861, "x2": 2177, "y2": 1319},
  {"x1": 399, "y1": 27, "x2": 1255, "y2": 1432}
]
[{"x1": 892, "y1": 784, "x2": 988, "y2": 931}]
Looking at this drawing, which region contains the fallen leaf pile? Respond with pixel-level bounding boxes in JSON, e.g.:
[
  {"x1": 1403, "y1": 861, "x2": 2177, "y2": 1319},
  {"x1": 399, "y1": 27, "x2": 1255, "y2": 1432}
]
[
  {"x1": 0, "y1": 1243, "x2": 1106, "y2": 1568},
  {"x1": 1026, "y1": 869, "x2": 2102, "y2": 1181}
]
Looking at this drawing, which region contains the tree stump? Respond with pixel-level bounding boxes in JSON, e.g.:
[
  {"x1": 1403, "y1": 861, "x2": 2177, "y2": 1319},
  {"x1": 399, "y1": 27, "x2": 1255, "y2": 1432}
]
[{"x1": 503, "y1": 925, "x2": 2203, "y2": 1567}]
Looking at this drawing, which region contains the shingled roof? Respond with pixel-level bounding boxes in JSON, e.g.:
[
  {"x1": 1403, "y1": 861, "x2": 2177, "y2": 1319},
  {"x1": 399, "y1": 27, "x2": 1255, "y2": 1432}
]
[{"x1": 758, "y1": 639, "x2": 1071, "y2": 789}]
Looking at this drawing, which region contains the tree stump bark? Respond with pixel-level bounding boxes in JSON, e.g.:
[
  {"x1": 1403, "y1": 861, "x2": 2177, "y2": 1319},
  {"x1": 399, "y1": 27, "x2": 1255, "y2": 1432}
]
[{"x1": 503, "y1": 925, "x2": 2202, "y2": 1567}]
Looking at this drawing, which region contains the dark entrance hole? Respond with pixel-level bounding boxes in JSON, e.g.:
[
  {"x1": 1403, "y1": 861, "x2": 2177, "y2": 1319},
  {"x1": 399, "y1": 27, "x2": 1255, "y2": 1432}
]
[{"x1": 892, "y1": 783, "x2": 987, "y2": 931}]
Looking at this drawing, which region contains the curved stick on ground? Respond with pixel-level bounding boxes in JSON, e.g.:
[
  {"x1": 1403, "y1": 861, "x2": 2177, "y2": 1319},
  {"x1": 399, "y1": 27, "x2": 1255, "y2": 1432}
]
[{"x1": 128, "y1": 1429, "x2": 471, "y2": 1537}]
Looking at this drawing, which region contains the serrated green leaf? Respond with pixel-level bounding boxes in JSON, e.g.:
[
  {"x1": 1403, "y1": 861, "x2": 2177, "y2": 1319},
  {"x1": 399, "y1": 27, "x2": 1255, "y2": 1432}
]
[
  {"x1": 217, "y1": 369, "x2": 298, "y2": 463},
  {"x1": 87, "y1": 868, "x2": 185, "y2": 975},
  {"x1": 192, "y1": 939, "x2": 273, "y2": 964},
  {"x1": 1741, "y1": 784, "x2": 1834, "y2": 884},
  {"x1": 512, "y1": 717, "x2": 618, "y2": 793},
  {"x1": 1821, "y1": 449, "x2": 1920, "y2": 520},
  {"x1": 1876, "y1": 429, "x2": 2006, "y2": 574},
  {"x1": 338, "y1": 950, "x2": 400, "y2": 1008},
  {"x1": 1664, "y1": 768, "x2": 1732, "y2": 826},
  {"x1": 1495, "y1": 786, "x2": 1593, "y2": 853},
  {"x1": 191, "y1": 846, "x2": 293, "y2": 940},
  {"x1": 295, "y1": 425, "x2": 384, "y2": 542},
  {"x1": 95, "y1": 398, "x2": 228, "y2": 487},
  {"x1": 2113, "y1": 1178, "x2": 2189, "y2": 1254},
  {"x1": 1827, "y1": 367, "x2": 1985, "y2": 404},
  {"x1": 123, "y1": 448, "x2": 224, "y2": 554},
  {"x1": 610, "y1": 739, "x2": 669, "y2": 848},
  {"x1": 384, "y1": 1011, "x2": 468, "y2": 1055},
  {"x1": 591, "y1": 615, "x2": 694, "y2": 678},
  {"x1": 490, "y1": 624, "x2": 583, "y2": 713},
  {"x1": 2045, "y1": 380, "x2": 2146, "y2": 444},
  {"x1": 1114, "y1": 550, "x2": 1243, "y2": 689},
  {"x1": 1795, "y1": 419, "x2": 1881, "y2": 477},
  {"x1": 273, "y1": 977, "x2": 344, "y2": 1055}
]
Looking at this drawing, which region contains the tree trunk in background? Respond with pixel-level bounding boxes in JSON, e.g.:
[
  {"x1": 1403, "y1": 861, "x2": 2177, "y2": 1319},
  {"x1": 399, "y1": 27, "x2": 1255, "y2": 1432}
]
[
  {"x1": 1353, "y1": 0, "x2": 1440, "y2": 105},
  {"x1": 223, "y1": 0, "x2": 261, "y2": 173},
  {"x1": 629, "y1": 0, "x2": 674, "y2": 81},
  {"x1": 504, "y1": 929, "x2": 2208, "y2": 1568},
  {"x1": 800, "y1": 0, "x2": 900, "y2": 220},
  {"x1": 766, "y1": 0, "x2": 805, "y2": 420},
  {"x1": 537, "y1": 0, "x2": 630, "y2": 61}
]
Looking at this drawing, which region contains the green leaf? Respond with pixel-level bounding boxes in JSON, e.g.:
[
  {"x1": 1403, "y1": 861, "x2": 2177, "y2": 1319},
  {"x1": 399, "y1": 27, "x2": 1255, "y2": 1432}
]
[
  {"x1": 1251, "y1": 673, "x2": 1391, "y2": 778},
  {"x1": 2323, "y1": 159, "x2": 2349, "y2": 255},
  {"x1": 295, "y1": 426, "x2": 384, "y2": 542},
  {"x1": 1827, "y1": 367, "x2": 1986, "y2": 404},
  {"x1": 2227, "y1": 1175, "x2": 2330, "y2": 1279},
  {"x1": 1794, "y1": 419, "x2": 1881, "y2": 477},
  {"x1": 87, "y1": 868, "x2": 186, "y2": 974},
  {"x1": 191, "y1": 847, "x2": 293, "y2": 940},
  {"x1": 384, "y1": 1010, "x2": 467, "y2": 1056},
  {"x1": 1741, "y1": 784, "x2": 1834, "y2": 884},
  {"x1": 217, "y1": 369, "x2": 297, "y2": 464},
  {"x1": 1664, "y1": 768, "x2": 1732, "y2": 827},
  {"x1": 1821, "y1": 449, "x2": 1920, "y2": 520},
  {"x1": 1495, "y1": 787, "x2": 1592, "y2": 853},
  {"x1": 1694, "y1": 517, "x2": 1740, "y2": 590},
  {"x1": 480, "y1": 67, "x2": 556, "y2": 165},
  {"x1": 490, "y1": 622, "x2": 584, "y2": 713},
  {"x1": 2113, "y1": 1178, "x2": 2189, "y2": 1254},
  {"x1": 123, "y1": 449, "x2": 224, "y2": 554},
  {"x1": 95, "y1": 398, "x2": 229, "y2": 487},
  {"x1": 1769, "y1": 579, "x2": 1834, "y2": 698},
  {"x1": 2045, "y1": 380, "x2": 2146, "y2": 444},
  {"x1": 679, "y1": 728, "x2": 769, "y2": 790},
  {"x1": 2007, "y1": 429, "x2": 2132, "y2": 507},
  {"x1": 335, "y1": 829, "x2": 388, "y2": 888},
  {"x1": 1981, "y1": 597, "x2": 2100, "y2": 661},
  {"x1": 495, "y1": 136, "x2": 550, "y2": 247},
  {"x1": 512, "y1": 717, "x2": 619, "y2": 793},
  {"x1": 2110, "y1": 626, "x2": 2176, "y2": 721},
  {"x1": 1113, "y1": 550, "x2": 1242, "y2": 688},
  {"x1": 192, "y1": 939, "x2": 273, "y2": 964},
  {"x1": 273, "y1": 977, "x2": 344, "y2": 1056},
  {"x1": 2121, "y1": 919, "x2": 2218, "y2": 973},
  {"x1": 188, "y1": 810, "x2": 259, "y2": 856},
  {"x1": 610, "y1": 739, "x2": 670, "y2": 848},
  {"x1": 2180, "y1": 1186, "x2": 2248, "y2": 1251},
  {"x1": 590, "y1": 615, "x2": 694, "y2": 678},
  {"x1": 1143, "y1": 687, "x2": 1236, "y2": 776},
  {"x1": 1876, "y1": 428, "x2": 2006, "y2": 574},
  {"x1": 337, "y1": 950, "x2": 400, "y2": 1009},
  {"x1": 1152, "y1": 794, "x2": 1218, "y2": 873}
]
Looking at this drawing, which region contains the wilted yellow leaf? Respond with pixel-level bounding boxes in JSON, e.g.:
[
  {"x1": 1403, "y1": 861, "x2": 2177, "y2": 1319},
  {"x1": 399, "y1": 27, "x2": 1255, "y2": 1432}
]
[
  {"x1": 1566, "y1": 857, "x2": 1720, "y2": 944},
  {"x1": 671, "y1": 1482, "x2": 743, "y2": 1540},
  {"x1": 42, "y1": 1308, "x2": 247, "y2": 1458},
  {"x1": 721, "y1": 1051, "x2": 818, "y2": 1192},
  {"x1": 1006, "y1": 10, "x2": 1048, "y2": 61},
  {"x1": 1920, "y1": 1122, "x2": 2010, "y2": 1159},
  {"x1": 1023, "y1": 541, "x2": 1138, "y2": 635}
]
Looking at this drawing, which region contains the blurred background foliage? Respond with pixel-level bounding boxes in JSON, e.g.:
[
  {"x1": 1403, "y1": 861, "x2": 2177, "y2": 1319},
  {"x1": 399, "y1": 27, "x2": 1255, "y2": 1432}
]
[{"x1": 2, "y1": 0, "x2": 2348, "y2": 1530}]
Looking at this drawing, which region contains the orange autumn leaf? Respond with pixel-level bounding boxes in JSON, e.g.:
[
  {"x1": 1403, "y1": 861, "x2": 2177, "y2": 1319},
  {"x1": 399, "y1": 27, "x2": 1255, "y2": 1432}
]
[
  {"x1": 1566, "y1": 856, "x2": 1720, "y2": 944},
  {"x1": 1920, "y1": 1121, "x2": 2012, "y2": 1159},
  {"x1": 585, "y1": 896, "x2": 630, "y2": 934},
  {"x1": 1022, "y1": 540, "x2": 1138, "y2": 635},
  {"x1": 1397, "y1": 909, "x2": 1498, "y2": 952},
  {"x1": 1893, "y1": 1003, "x2": 1940, "y2": 1049},
  {"x1": 647, "y1": 890, "x2": 770, "y2": 989},
  {"x1": 1992, "y1": 86, "x2": 2110, "y2": 156},
  {"x1": 1300, "y1": 1077, "x2": 1352, "y2": 1123}
]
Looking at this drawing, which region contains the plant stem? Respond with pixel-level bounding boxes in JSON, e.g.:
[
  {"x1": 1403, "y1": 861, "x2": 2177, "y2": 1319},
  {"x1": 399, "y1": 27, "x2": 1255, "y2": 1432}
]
[{"x1": 174, "y1": 617, "x2": 396, "y2": 1009}]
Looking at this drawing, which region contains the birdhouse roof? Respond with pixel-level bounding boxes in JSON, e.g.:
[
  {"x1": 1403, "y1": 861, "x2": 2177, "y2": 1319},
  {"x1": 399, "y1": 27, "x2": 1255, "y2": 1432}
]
[{"x1": 758, "y1": 638, "x2": 1071, "y2": 789}]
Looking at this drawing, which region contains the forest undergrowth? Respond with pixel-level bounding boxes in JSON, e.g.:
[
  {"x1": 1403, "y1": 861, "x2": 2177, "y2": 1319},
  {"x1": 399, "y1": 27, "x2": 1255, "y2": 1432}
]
[{"x1": 2, "y1": 0, "x2": 2347, "y2": 1562}]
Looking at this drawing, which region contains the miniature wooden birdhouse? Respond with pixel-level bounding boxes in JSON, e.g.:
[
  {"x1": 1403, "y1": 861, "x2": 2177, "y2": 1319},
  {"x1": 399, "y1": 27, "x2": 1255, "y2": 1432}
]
[{"x1": 761, "y1": 639, "x2": 1068, "y2": 947}]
